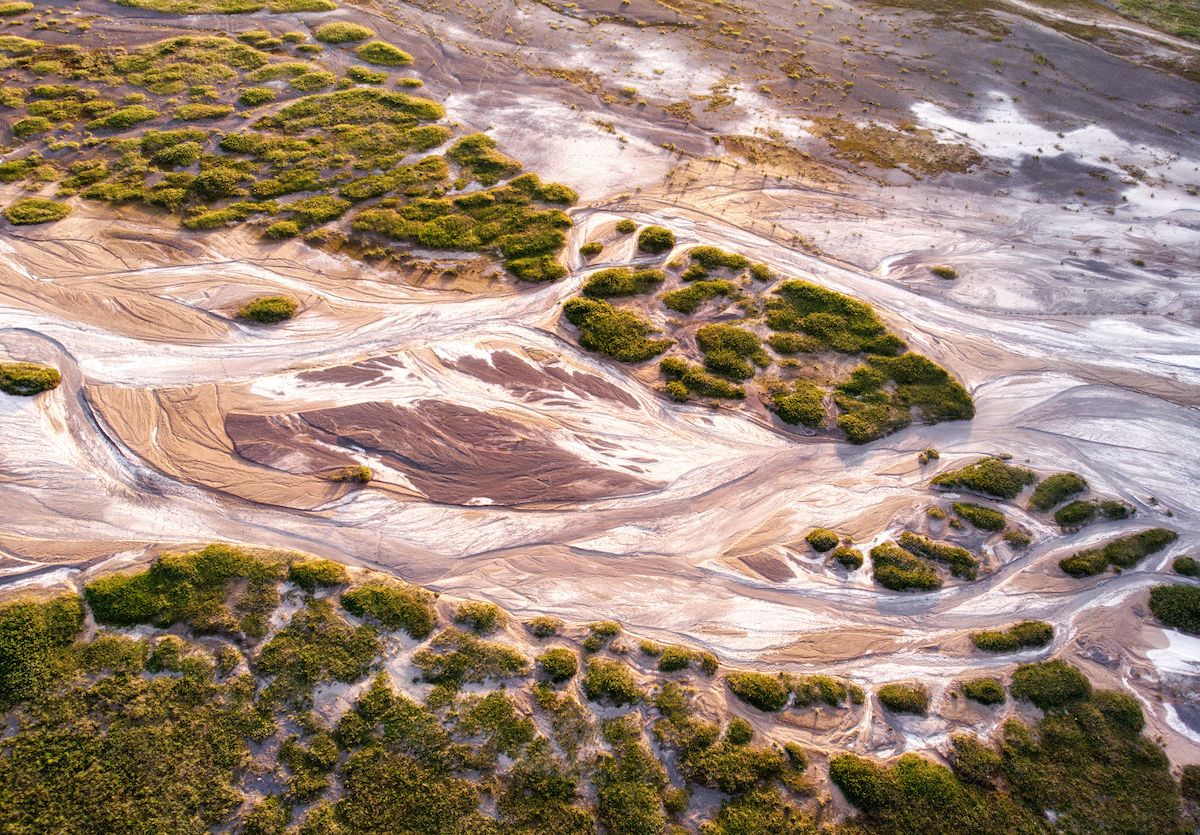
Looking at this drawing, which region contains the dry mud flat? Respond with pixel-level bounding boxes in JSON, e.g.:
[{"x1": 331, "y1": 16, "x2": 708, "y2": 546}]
[{"x1": 1, "y1": 0, "x2": 1199, "y2": 765}]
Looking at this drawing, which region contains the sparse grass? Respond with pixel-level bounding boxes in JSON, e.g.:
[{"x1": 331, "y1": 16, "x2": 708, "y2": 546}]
[
  {"x1": 1029, "y1": 472, "x2": 1088, "y2": 511},
  {"x1": 877, "y1": 682, "x2": 929, "y2": 714},
  {"x1": 4, "y1": 197, "x2": 70, "y2": 224},
  {"x1": 636, "y1": 225, "x2": 675, "y2": 253},
  {"x1": 237, "y1": 295, "x2": 298, "y2": 323},
  {"x1": 932, "y1": 458, "x2": 1037, "y2": 499},
  {"x1": 563, "y1": 297, "x2": 671, "y2": 362},
  {"x1": 1149, "y1": 584, "x2": 1200, "y2": 634},
  {"x1": 953, "y1": 502, "x2": 1005, "y2": 531},
  {"x1": 1059, "y1": 528, "x2": 1177, "y2": 577},
  {"x1": 0, "y1": 362, "x2": 61, "y2": 395},
  {"x1": 972, "y1": 621, "x2": 1052, "y2": 653}
]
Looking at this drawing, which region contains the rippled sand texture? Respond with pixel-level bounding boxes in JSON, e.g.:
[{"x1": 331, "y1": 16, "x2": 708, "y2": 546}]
[{"x1": 2, "y1": 0, "x2": 1199, "y2": 763}]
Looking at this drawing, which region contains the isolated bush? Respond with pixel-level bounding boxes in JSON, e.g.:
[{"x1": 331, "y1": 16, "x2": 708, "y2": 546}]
[
  {"x1": 355, "y1": 41, "x2": 413, "y2": 66},
  {"x1": 961, "y1": 677, "x2": 1005, "y2": 705},
  {"x1": 658, "y1": 646, "x2": 692, "y2": 673},
  {"x1": 537, "y1": 647, "x2": 578, "y2": 683},
  {"x1": 1149, "y1": 584, "x2": 1200, "y2": 634},
  {"x1": 288, "y1": 558, "x2": 349, "y2": 591},
  {"x1": 313, "y1": 22, "x2": 374, "y2": 43},
  {"x1": 932, "y1": 458, "x2": 1037, "y2": 499},
  {"x1": 615, "y1": 218, "x2": 636, "y2": 234},
  {"x1": 877, "y1": 682, "x2": 928, "y2": 714},
  {"x1": 0, "y1": 362, "x2": 61, "y2": 395},
  {"x1": 806, "y1": 528, "x2": 839, "y2": 552},
  {"x1": 1010, "y1": 659, "x2": 1091, "y2": 710},
  {"x1": 1029, "y1": 472, "x2": 1088, "y2": 511},
  {"x1": 636, "y1": 225, "x2": 675, "y2": 253},
  {"x1": 579, "y1": 241, "x2": 602, "y2": 258},
  {"x1": 971, "y1": 621, "x2": 1052, "y2": 653},
  {"x1": 726, "y1": 671, "x2": 789, "y2": 712},
  {"x1": 4, "y1": 197, "x2": 70, "y2": 224},
  {"x1": 237, "y1": 295, "x2": 298, "y2": 323}
]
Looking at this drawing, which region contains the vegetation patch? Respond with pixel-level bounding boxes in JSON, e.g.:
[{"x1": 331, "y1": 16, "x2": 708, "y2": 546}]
[
  {"x1": 4, "y1": 197, "x2": 70, "y2": 224},
  {"x1": 341, "y1": 580, "x2": 435, "y2": 638},
  {"x1": 896, "y1": 530, "x2": 977, "y2": 579},
  {"x1": 726, "y1": 671, "x2": 790, "y2": 712},
  {"x1": 932, "y1": 457, "x2": 1037, "y2": 499},
  {"x1": 952, "y1": 501, "x2": 1005, "y2": 531},
  {"x1": 453, "y1": 600, "x2": 505, "y2": 634},
  {"x1": 1172, "y1": 556, "x2": 1199, "y2": 577},
  {"x1": 355, "y1": 41, "x2": 413, "y2": 66},
  {"x1": 0, "y1": 361, "x2": 61, "y2": 395},
  {"x1": 313, "y1": 22, "x2": 373, "y2": 43},
  {"x1": 870, "y1": 541, "x2": 942, "y2": 591},
  {"x1": 834, "y1": 353, "x2": 973, "y2": 444},
  {"x1": 971, "y1": 621, "x2": 1052, "y2": 653},
  {"x1": 1010, "y1": 659, "x2": 1091, "y2": 710},
  {"x1": 1059, "y1": 528, "x2": 1177, "y2": 577},
  {"x1": 413, "y1": 627, "x2": 529, "y2": 687},
  {"x1": 773, "y1": 380, "x2": 825, "y2": 427},
  {"x1": 636, "y1": 224, "x2": 675, "y2": 253},
  {"x1": 962, "y1": 676, "x2": 1006, "y2": 705},
  {"x1": 659, "y1": 279, "x2": 736, "y2": 314},
  {"x1": 583, "y1": 658, "x2": 641, "y2": 706},
  {"x1": 581, "y1": 267, "x2": 665, "y2": 298},
  {"x1": 537, "y1": 647, "x2": 578, "y2": 683},
  {"x1": 236, "y1": 294, "x2": 298, "y2": 323},
  {"x1": 0, "y1": 595, "x2": 83, "y2": 705},
  {"x1": 1029, "y1": 472, "x2": 1088, "y2": 511},
  {"x1": 1054, "y1": 498, "x2": 1131, "y2": 530},
  {"x1": 287, "y1": 557, "x2": 348, "y2": 590},
  {"x1": 562, "y1": 297, "x2": 671, "y2": 362},
  {"x1": 832, "y1": 545, "x2": 863, "y2": 570},
  {"x1": 805, "y1": 528, "x2": 839, "y2": 552},
  {"x1": 877, "y1": 682, "x2": 929, "y2": 714},
  {"x1": 660, "y1": 356, "x2": 745, "y2": 400},
  {"x1": 1149, "y1": 584, "x2": 1200, "y2": 634}
]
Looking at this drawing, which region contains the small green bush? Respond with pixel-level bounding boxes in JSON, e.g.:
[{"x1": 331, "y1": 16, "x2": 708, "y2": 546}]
[
  {"x1": 313, "y1": 22, "x2": 374, "y2": 43},
  {"x1": 264, "y1": 220, "x2": 301, "y2": 239},
  {"x1": 4, "y1": 197, "x2": 70, "y2": 225},
  {"x1": 952, "y1": 502, "x2": 1005, "y2": 532},
  {"x1": 1010, "y1": 659, "x2": 1091, "y2": 710},
  {"x1": 12, "y1": 116, "x2": 52, "y2": 138},
  {"x1": 791, "y1": 674, "x2": 850, "y2": 707},
  {"x1": 897, "y1": 531, "x2": 977, "y2": 579},
  {"x1": 659, "y1": 279, "x2": 736, "y2": 314},
  {"x1": 340, "y1": 581, "x2": 435, "y2": 638},
  {"x1": 0, "y1": 362, "x2": 61, "y2": 395},
  {"x1": 831, "y1": 545, "x2": 863, "y2": 570},
  {"x1": 870, "y1": 542, "x2": 942, "y2": 591},
  {"x1": 355, "y1": 41, "x2": 413, "y2": 66},
  {"x1": 658, "y1": 646, "x2": 692, "y2": 673},
  {"x1": 579, "y1": 241, "x2": 602, "y2": 257},
  {"x1": 0, "y1": 2, "x2": 34, "y2": 15},
  {"x1": 1059, "y1": 528, "x2": 1177, "y2": 577},
  {"x1": 615, "y1": 218, "x2": 637, "y2": 234},
  {"x1": 1003, "y1": 529, "x2": 1032, "y2": 549},
  {"x1": 1054, "y1": 498, "x2": 1131, "y2": 530},
  {"x1": 329, "y1": 465, "x2": 372, "y2": 483},
  {"x1": 806, "y1": 528, "x2": 839, "y2": 552},
  {"x1": 688, "y1": 245, "x2": 748, "y2": 271},
  {"x1": 526, "y1": 615, "x2": 562, "y2": 637},
  {"x1": 877, "y1": 682, "x2": 929, "y2": 714},
  {"x1": 636, "y1": 225, "x2": 675, "y2": 253},
  {"x1": 562, "y1": 297, "x2": 671, "y2": 362},
  {"x1": 1149, "y1": 584, "x2": 1200, "y2": 634},
  {"x1": 537, "y1": 647, "x2": 578, "y2": 683},
  {"x1": 580, "y1": 267, "x2": 665, "y2": 298},
  {"x1": 583, "y1": 658, "x2": 640, "y2": 705},
  {"x1": 237, "y1": 295, "x2": 298, "y2": 324},
  {"x1": 87, "y1": 105, "x2": 158, "y2": 131},
  {"x1": 774, "y1": 381, "x2": 825, "y2": 427},
  {"x1": 237, "y1": 87, "x2": 276, "y2": 106},
  {"x1": 930, "y1": 265, "x2": 958, "y2": 279},
  {"x1": 932, "y1": 458, "x2": 1037, "y2": 499},
  {"x1": 1173, "y1": 556, "x2": 1200, "y2": 577},
  {"x1": 288, "y1": 558, "x2": 349, "y2": 591},
  {"x1": 961, "y1": 677, "x2": 1005, "y2": 705},
  {"x1": 1029, "y1": 472, "x2": 1088, "y2": 511},
  {"x1": 972, "y1": 621, "x2": 1053, "y2": 653},
  {"x1": 726, "y1": 671, "x2": 790, "y2": 712},
  {"x1": 454, "y1": 600, "x2": 505, "y2": 634}
]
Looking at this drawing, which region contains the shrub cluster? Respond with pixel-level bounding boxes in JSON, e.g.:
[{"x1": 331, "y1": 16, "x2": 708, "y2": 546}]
[
  {"x1": 952, "y1": 502, "x2": 1005, "y2": 531},
  {"x1": 896, "y1": 531, "x2": 977, "y2": 579},
  {"x1": 831, "y1": 545, "x2": 863, "y2": 570},
  {"x1": 583, "y1": 658, "x2": 641, "y2": 706},
  {"x1": 340, "y1": 581, "x2": 435, "y2": 638},
  {"x1": 0, "y1": 362, "x2": 61, "y2": 395},
  {"x1": 288, "y1": 557, "x2": 349, "y2": 591},
  {"x1": 580, "y1": 267, "x2": 665, "y2": 298},
  {"x1": 971, "y1": 621, "x2": 1053, "y2": 653},
  {"x1": 805, "y1": 528, "x2": 840, "y2": 552},
  {"x1": 870, "y1": 541, "x2": 942, "y2": 591},
  {"x1": 774, "y1": 380, "x2": 825, "y2": 428},
  {"x1": 1059, "y1": 528, "x2": 1177, "y2": 577},
  {"x1": 413, "y1": 628, "x2": 530, "y2": 686},
  {"x1": 1009, "y1": 659, "x2": 1091, "y2": 710},
  {"x1": 526, "y1": 615, "x2": 562, "y2": 637},
  {"x1": 766, "y1": 279, "x2": 903, "y2": 356},
  {"x1": 355, "y1": 41, "x2": 413, "y2": 66},
  {"x1": 537, "y1": 647, "x2": 578, "y2": 683},
  {"x1": 1149, "y1": 584, "x2": 1200, "y2": 634},
  {"x1": 4, "y1": 197, "x2": 70, "y2": 225},
  {"x1": 1054, "y1": 498, "x2": 1131, "y2": 530},
  {"x1": 834, "y1": 353, "x2": 973, "y2": 443},
  {"x1": 726, "y1": 671, "x2": 790, "y2": 712},
  {"x1": 562, "y1": 297, "x2": 671, "y2": 362},
  {"x1": 931, "y1": 457, "x2": 1037, "y2": 499},
  {"x1": 1029, "y1": 472, "x2": 1088, "y2": 511},
  {"x1": 961, "y1": 676, "x2": 1006, "y2": 705},
  {"x1": 453, "y1": 600, "x2": 505, "y2": 634},
  {"x1": 659, "y1": 279, "x2": 736, "y2": 314},
  {"x1": 660, "y1": 356, "x2": 744, "y2": 401},
  {"x1": 313, "y1": 22, "x2": 374, "y2": 43},
  {"x1": 687, "y1": 245, "x2": 749, "y2": 272},
  {"x1": 1173, "y1": 556, "x2": 1200, "y2": 577},
  {"x1": 636, "y1": 225, "x2": 675, "y2": 253},
  {"x1": 0, "y1": 594, "x2": 83, "y2": 705},
  {"x1": 237, "y1": 295, "x2": 298, "y2": 324}
]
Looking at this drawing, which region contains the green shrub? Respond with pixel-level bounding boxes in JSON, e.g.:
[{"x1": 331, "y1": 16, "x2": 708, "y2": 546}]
[
  {"x1": 1173, "y1": 556, "x2": 1200, "y2": 577},
  {"x1": 87, "y1": 105, "x2": 158, "y2": 131},
  {"x1": 562, "y1": 297, "x2": 671, "y2": 362},
  {"x1": 288, "y1": 558, "x2": 349, "y2": 591},
  {"x1": 237, "y1": 295, "x2": 298, "y2": 324},
  {"x1": 412, "y1": 627, "x2": 529, "y2": 686},
  {"x1": 0, "y1": 2, "x2": 33, "y2": 15},
  {"x1": 0, "y1": 594, "x2": 83, "y2": 705},
  {"x1": 355, "y1": 41, "x2": 413, "y2": 66},
  {"x1": 930, "y1": 264, "x2": 958, "y2": 279},
  {"x1": 952, "y1": 502, "x2": 1005, "y2": 531},
  {"x1": 962, "y1": 676, "x2": 1006, "y2": 705},
  {"x1": 972, "y1": 621, "x2": 1053, "y2": 653},
  {"x1": 1029, "y1": 472, "x2": 1088, "y2": 511},
  {"x1": 636, "y1": 225, "x2": 675, "y2": 253},
  {"x1": 806, "y1": 528, "x2": 840, "y2": 552},
  {"x1": 346, "y1": 65, "x2": 387, "y2": 84},
  {"x1": 4, "y1": 197, "x2": 70, "y2": 225},
  {"x1": 1149, "y1": 584, "x2": 1200, "y2": 634},
  {"x1": 537, "y1": 647, "x2": 578, "y2": 683},
  {"x1": 256, "y1": 599, "x2": 381, "y2": 696},
  {"x1": 313, "y1": 22, "x2": 374, "y2": 43},
  {"x1": 526, "y1": 615, "x2": 562, "y2": 637},
  {"x1": 580, "y1": 267, "x2": 665, "y2": 298},
  {"x1": 582, "y1": 620, "x2": 620, "y2": 654},
  {"x1": 0, "y1": 362, "x2": 61, "y2": 395},
  {"x1": 237, "y1": 86, "x2": 276, "y2": 106},
  {"x1": 583, "y1": 658, "x2": 641, "y2": 706},
  {"x1": 12, "y1": 116, "x2": 52, "y2": 138},
  {"x1": 1059, "y1": 528, "x2": 1177, "y2": 577},
  {"x1": 791, "y1": 674, "x2": 850, "y2": 707},
  {"x1": 264, "y1": 219, "x2": 301, "y2": 239},
  {"x1": 290, "y1": 70, "x2": 336, "y2": 91},
  {"x1": 948, "y1": 735, "x2": 1001, "y2": 786},
  {"x1": 932, "y1": 458, "x2": 1037, "y2": 499},
  {"x1": 579, "y1": 240, "x2": 602, "y2": 257},
  {"x1": 659, "y1": 356, "x2": 744, "y2": 400},
  {"x1": 447, "y1": 132, "x2": 521, "y2": 185},
  {"x1": 774, "y1": 381, "x2": 825, "y2": 427},
  {"x1": 453, "y1": 600, "x2": 505, "y2": 634},
  {"x1": 658, "y1": 646, "x2": 692, "y2": 673},
  {"x1": 1003, "y1": 529, "x2": 1032, "y2": 549},
  {"x1": 766, "y1": 279, "x2": 900, "y2": 355},
  {"x1": 615, "y1": 218, "x2": 637, "y2": 234},
  {"x1": 870, "y1": 542, "x2": 942, "y2": 591},
  {"x1": 1010, "y1": 659, "x2": 1091, "y2": 710},
  {"x1": 1054, "y1": 498, "x2": 1131, "y2": 530},
  {"x1": 659, "y1": 279, "x2": 736, "y2": 314},
  {"x1": 897, "y1": 530, "x2": 977, "y2": 579},
  {"x1": 340, "y1": 581, "x2": 435, "y2": 638},
  {"x1": 688, "y1": 245, "x2": 748, "y2": 271},
  {"x1": 1182, "y1": 764, "x2": 1200, "y2": 802},
  {"x1": 877, "y1": 682, "x2": 928, "y2": 714},
  {"x1": 328, "y1": 465, "x2": 372, "y2": 483},
  {"x1": 832, "y1": 545, "x2": 863, "y2": 570},
  {"x1": 726, "y1": 671, "x2": 790, "y2": 711}
]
